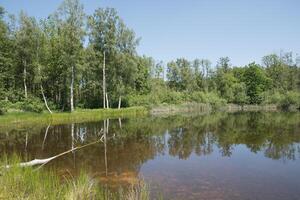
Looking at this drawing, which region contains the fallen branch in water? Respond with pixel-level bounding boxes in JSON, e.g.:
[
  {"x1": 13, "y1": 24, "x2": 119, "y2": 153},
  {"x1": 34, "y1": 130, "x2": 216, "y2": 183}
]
[{"x1": 4, "y1": 130, "x2": 104, "y2": 170}]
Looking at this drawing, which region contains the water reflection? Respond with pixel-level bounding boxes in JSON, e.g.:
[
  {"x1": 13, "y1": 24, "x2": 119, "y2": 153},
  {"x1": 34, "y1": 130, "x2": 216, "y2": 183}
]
[
  {"x1": 1, "y1": 112, "x2": 300, "y2": 165},
  {"x1": 0, "y1": 112, "x2": 300, "y2": 199}
]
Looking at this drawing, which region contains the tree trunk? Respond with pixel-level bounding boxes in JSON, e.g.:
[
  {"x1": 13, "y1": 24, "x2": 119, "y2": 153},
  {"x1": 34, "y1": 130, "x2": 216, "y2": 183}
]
[
  {"x1": 5, "y1": 139, "x2": 102, "y2": 169},
  {"x1": 118, "y1": 96, "x2": 121, "y2": 109},
  {"x1": 41, "y1": 85, "x2": 52, "y2": 114},
  {"x1": 118, "y1": 118, "x2": 122, "y2": 129},
  {"x1": 106, "y1": 93, "x2": 109, "y2": 109},
  {"x1": 23, "y1": 60, "x2": 28, "y2": 99},
  {"x1": 70, "y1": 65, "x2": 74, "y2": 112},
  {"x1": 42, "y1": 124, "x2": 51, "y2": 150},
  {"x1": 71, "y1": 123, "x2": 74, "y2": 152},
  {"x1": 103, "y1": 119, "x2": 108, "y2": 176},
  {"x1": 103, "y1": 51, "x2": 106, "y2": 109}
]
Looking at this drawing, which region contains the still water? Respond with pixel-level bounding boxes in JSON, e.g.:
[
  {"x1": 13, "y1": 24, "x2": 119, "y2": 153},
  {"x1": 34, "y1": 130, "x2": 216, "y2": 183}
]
[{"x1": 0, "y1": 112, "x2": 300, "y2": 200}]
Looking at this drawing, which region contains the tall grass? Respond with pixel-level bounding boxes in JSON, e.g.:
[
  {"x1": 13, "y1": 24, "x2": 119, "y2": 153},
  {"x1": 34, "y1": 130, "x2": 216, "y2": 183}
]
[
  {"x1": 125, "y1": 180, "x2": 150, "y2": 200},
  {"x1": 0, "y1": 155, "x2": 151, "y2": 200}
]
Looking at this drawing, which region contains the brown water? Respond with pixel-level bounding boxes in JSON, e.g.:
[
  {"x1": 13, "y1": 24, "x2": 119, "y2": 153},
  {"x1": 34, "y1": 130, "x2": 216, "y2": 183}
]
[{"x1": 0, "y1": 112, "x2": 300, "y2": 200}]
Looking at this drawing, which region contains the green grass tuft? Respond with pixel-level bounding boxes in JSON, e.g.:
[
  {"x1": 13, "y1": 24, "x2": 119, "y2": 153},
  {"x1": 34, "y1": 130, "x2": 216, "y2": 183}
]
[{"x1": 0, "y1": 155, "x2": 152, "y2": 200}]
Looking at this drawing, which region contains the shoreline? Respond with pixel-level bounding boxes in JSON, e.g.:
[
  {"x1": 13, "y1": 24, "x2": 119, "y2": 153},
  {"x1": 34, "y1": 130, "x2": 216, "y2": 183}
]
[
  {"x1": 0, "y1": 103, "x2": 298, "y2": 129},
  {"x1": 0, "y1": 107, "x2": 148, "y2": 129}
]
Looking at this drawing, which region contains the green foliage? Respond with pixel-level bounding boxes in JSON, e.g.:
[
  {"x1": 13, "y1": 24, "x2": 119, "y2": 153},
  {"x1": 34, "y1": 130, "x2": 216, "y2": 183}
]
[
  {"x1": 128, "y1": 91, "x2": 185, "y2": 106},
  {"x1": 232, "y1": 82, "x2": 248, "y2": 105},
  {"x1": 0, "y1": 100, "x2": 9, "y2": 115},
  {"x1": 243, "y1": 63, "x2": 271, "y2": 104},
  {"x1": 1, "y1": 97, "x2": 44, "y2": 113},
  {"x1": 204, "y1": 92, "x2": 227, "y2": 110},
  {"x1": 128, "y1": 90, "x2": 226, "y2": 110},
  {"x1": 167, "y1": 58, "x2": 196, "y2": 91},
  {"x1": 0, "y1": 2, "x2": 299, "y2": 113},
  {"x1": 262, "y1": 91, "x2": 284, "y2": 105},
  {"x1": 279, "y1": 92, "x2": 300, "y2": 110},
  {"x1": 18, "y1": 97, "x2": 44, "y2": 113}
]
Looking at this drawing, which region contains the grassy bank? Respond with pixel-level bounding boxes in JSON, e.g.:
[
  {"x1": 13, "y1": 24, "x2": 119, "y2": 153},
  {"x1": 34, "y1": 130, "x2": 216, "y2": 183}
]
[
  {"x1": 0, "y1": 107, "x2": 148, "y2": 129},
  {"x1": 0, "y1": 155, "x2": 150, "y2": 200},
  {"x1": 0, "y1": 102, "x2": 298, "y2": 130}
]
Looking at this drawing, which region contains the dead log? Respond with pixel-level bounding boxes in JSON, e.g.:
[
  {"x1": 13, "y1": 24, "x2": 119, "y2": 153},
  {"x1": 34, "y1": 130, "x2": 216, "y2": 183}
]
[{"x1": 4, "y1": 131, "x2": 104, "y2": 170}]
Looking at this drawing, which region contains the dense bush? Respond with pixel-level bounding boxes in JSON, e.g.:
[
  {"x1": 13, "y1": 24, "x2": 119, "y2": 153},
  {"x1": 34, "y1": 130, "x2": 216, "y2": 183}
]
[
  {"x1": 18, "y1": 97, "x2": 45, "y2": 113},
  {"x1": 262, "y1": 91, "x2": 300, "y2": 110},
  {"x1": 0, "y1": 97, "x2": 45, "y2": 114},
  {"x1": 189, "y1": 91, "x2": 208, "y2": 103},
  {"x1": 127, "y1": 90, "x2": 226, "y2": 110},
  {"x1": 262, "y1": 91, "x2": 284, "y2": 105},
  {"x1": 0, "y1": 100, "x2": 12, "y2": 115},
  {"x1": 205, "y1": 92, "x2": 227, "y2": 110},
  {"x1": 161, "y1": 91, "x2": 185, "y2": 104},
  {"x1": 127, "y1": 89, "x2": 186, "y2": 107},
  {"x1": 188, "y1": 91, "x2": 226, "y2": 108},
  {"x1": 279, "y1": 92, "x2": 300, "y2": 110}
]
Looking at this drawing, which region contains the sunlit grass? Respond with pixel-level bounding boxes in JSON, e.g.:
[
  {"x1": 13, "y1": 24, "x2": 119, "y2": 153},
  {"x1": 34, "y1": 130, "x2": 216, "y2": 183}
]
[
  {"x1": 0, "y1": 107, "x2": 148, "y2": 130},
  {"x1": 0, "y1": 155, "x2": 152, "y2": 200}
]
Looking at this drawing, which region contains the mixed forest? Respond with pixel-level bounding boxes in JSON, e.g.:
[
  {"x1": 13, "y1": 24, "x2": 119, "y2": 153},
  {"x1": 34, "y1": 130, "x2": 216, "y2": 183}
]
[{"x1": 0, "y1": 0, "x2": 299, "y2": 114}]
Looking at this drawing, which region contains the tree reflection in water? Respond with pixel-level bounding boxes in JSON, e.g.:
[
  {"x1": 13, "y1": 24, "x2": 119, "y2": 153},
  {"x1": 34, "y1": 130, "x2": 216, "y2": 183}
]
[{"x1": 0, "y1": 112, "x2": 299, "y2": 187}]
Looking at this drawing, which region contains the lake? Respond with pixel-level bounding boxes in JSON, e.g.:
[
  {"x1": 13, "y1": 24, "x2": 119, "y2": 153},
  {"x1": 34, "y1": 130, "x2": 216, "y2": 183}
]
[{"x1": 0, "y1": 112, "x2": 300, "y2": 200}]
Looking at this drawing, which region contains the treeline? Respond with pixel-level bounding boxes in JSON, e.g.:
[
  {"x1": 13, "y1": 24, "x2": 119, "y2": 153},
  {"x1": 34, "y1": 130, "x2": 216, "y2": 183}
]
[{"x1": 0, "y1": 0, "x2": 299, "y2": 113}]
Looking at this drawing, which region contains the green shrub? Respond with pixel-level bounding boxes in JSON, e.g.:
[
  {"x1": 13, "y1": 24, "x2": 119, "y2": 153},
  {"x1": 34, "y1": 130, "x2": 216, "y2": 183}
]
[
  {"x1": 262, "y1": 91, "x2": 300, "y2": 110},
  {"x1": 21, "y1": 98, "x2": 44, "y2": 113},
  {"x1": 128, "y1": 90, "x2": 185, "y2": 106},
  {"x1": 188, "y1": 92, "x2": 226, "y2": 110},
  {"x1": 206, "y1": 92, "x2": 227, "y2": 110},
  {"x1": 279, "y1": 92, "x2": 300, "y2": 110},
  {"x1": 127, "y1": 94, "x2": 152, "y2": 107},
  {"x1": 162, "y1": 91, "x2": 184, "y2": 104},
  {"x1": 189, "y1": 91, "x2": 207, "y2": 103},
  {"x1": 128, "y1": 91, "x2": 227, "y2": 110},
  {"x1": 262, "y1": 91, "x2": 284, "y2": 105},
  {"x1": 0, "y1": 100, "x2": 11, "y2": 115}
]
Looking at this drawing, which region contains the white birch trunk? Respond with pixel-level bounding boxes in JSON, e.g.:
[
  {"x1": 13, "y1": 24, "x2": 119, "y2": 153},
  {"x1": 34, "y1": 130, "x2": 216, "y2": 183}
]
[
  {"x1": 118, "y1": 96, "x2": 121, "y2": 109},
  {"x1": 106, "y1": 93, "x2": 109, "y2": 109},
  {"x1": 103, "y1": 51, "x2": 106, "y2": 109},
  {"x1": 23, "y1": 60, "x2": 27, "y2": 99},
  {"x1": 70, "y1": 65, "x2": 74, "y2": 112},
  {"x1": 41, "y1": 85, "x2": 52, "y2": 114}
]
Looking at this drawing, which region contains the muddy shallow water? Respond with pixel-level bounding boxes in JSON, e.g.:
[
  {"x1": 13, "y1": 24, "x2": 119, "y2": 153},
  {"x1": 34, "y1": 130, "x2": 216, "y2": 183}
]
[{"x1": 1, "y1": 112, "x2": 300, "y2": 200}]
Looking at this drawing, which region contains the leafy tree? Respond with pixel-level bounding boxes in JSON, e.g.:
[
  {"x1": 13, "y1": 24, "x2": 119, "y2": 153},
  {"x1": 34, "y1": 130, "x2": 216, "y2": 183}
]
[
  {"x1": 14, "y1": 12, "x2": 40, "y2": 99},
  {"x1": 55, "y1": 0, "x2": 85, "y2": 111},
  {"x1": 88, "y1": 7, "x2": 141, "y2": 107},
  {"x1": 167, "y1": 58, "x2": 196, "y2": 91},
  {"x1": 199, "y1": 59, "x2": 211, "y2": 92},
  {"x1": 192, "y1": 59, "x2": 204, "y2": 91},
  {"x1": 232, "y1": 82, "x2": 248, "y2": 105},
  {"x1": 167, "y1": 61, "x2": 181, "y2": 90},
  {"x1": 217, "y1": 57, "x2": 231, "y2": 72},
  {"x1": 0, "y1": 7, "x2": 15, "y2": 100},
  {"x1": 243, "y1": 63, "x2": 270, "y2": 104}
]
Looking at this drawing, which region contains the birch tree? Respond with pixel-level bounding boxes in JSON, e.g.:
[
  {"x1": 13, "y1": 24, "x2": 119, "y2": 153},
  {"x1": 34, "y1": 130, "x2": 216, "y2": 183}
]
[
  {"x1": 55, "y1": 0, "x2": 85, "y2": 112},
  {"x1": 15, "y1": 12, "x2": 37, "y2": 99}
]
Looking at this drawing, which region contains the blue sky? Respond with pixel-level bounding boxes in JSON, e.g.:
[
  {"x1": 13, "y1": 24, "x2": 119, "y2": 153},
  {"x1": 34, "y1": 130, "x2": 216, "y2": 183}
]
[{"x1": 2, "y1": 0, "x2": 300, "y2": 66}]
